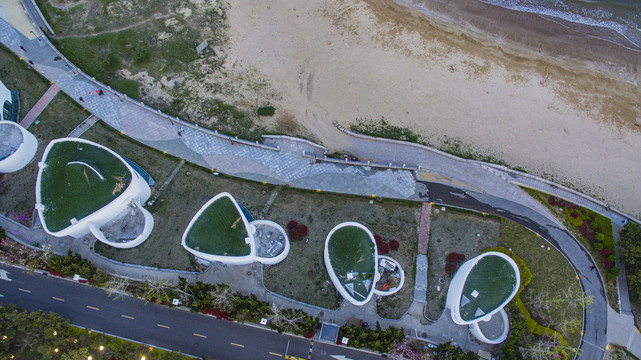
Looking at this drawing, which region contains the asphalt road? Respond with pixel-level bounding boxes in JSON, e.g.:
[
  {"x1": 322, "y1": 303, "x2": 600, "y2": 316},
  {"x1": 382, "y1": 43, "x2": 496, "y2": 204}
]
[
  {"x1": 417, "y1": 181, "x2": 607, "y2": 360},
  {"x1": 0, "y1": 263, "x2": 383, "y2": 360}
]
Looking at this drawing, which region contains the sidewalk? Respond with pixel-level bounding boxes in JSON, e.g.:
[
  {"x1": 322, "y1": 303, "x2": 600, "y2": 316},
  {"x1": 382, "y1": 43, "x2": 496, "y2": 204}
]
[{"x1": 20, "y1": 83, "x2": 59, "y2": 128}]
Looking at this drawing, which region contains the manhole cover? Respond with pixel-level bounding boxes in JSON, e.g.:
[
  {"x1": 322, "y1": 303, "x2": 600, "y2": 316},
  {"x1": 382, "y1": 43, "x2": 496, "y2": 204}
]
[
  {"x1": 439, "y1": 278, "x2": 445, "y2": 284},
  {"x1": 436, "y1": 238, "x2": 441, "y2": 243}
]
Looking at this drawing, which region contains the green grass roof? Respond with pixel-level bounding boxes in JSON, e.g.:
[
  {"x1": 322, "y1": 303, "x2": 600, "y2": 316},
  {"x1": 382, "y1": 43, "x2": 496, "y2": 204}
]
[
  {"x1": 460, "y1": 255, "x2": 517, "y2": 321},
  {"x1": 184, "y1": 196, "x2": 250, "y2": 257},
  {"x1": 40, "y1": 141, "x2": 132, "y2": 232},
  {"x1": 328, "y1": 226, "x2": 376, "y2": 301}
]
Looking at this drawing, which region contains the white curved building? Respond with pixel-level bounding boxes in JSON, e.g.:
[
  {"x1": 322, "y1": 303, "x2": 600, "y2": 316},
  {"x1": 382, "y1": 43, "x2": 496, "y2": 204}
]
[
  {"x1": 35, "y1": 138, "x2": 154, "y2": 248},
  {"x1": 324, "y1": 222, "x2": 405, "y2": 306},
  {"x1": 182, "y1": 192, "x2": 290, "y2": 265},
  {"x1": 446, "y1": 251, "x2": 520, "y2": 344},
  {"x1": 0, "y1": 120, "x2": 37, "y2": 173}
]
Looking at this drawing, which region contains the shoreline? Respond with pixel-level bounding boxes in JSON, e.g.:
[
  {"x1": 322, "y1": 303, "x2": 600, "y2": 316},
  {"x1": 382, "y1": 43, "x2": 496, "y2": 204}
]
[
  {"x1": 224, "y1": 0, "x2": 641, "y2": 214},
  {"x1": 385, "y1": 0, "x2": 641, "y2": 85}
]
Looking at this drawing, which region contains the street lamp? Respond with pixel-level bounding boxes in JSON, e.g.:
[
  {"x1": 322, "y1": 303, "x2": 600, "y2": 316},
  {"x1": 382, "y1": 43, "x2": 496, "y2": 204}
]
[{"x1": 99, "y1": 345, "x2": 104, "y2": 351}]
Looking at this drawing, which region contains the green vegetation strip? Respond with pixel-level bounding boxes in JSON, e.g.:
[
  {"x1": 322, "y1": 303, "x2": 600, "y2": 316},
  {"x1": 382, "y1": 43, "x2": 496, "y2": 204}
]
[
  {"x1": 41, "y1": 141, "x2": 131, "y2": 232},
  {"x1": 185, "y1": 196, "x2": 250, "y2": 257}
]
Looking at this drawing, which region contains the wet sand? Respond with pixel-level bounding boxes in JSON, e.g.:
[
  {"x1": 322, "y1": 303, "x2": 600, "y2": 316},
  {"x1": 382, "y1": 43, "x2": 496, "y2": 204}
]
[{"x1": 225, "y1": 0, "x2": 641, "y2": 215}]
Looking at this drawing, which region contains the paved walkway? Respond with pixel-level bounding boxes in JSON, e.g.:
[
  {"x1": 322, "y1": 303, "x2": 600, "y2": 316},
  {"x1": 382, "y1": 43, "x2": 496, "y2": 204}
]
[
  {"x1": 2, "y1": 4, "x2": 641, "y2": 359},
  {"x1": 19, "y1": 83, "x2": 58, "y2": 128},
  {"x1": 418, "y1": 202, "x2": 431, "y2": 254},
  {"x1": 67, "y1": 115, "x2": 98, "y2": 137}
]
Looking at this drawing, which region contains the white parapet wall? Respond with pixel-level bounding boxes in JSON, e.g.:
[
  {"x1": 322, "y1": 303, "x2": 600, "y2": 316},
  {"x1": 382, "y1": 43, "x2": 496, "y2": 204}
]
[
  {"x1": 373, "y1": 255, "x2": 405, "y2": 296},
  {"x1": 0, "y1": 121, "x2": 38, "y2": 173},
  {"x1": 446, "y1": 251, "x2": 520, "y2": 326},
  {"x1": 35, "y1": 138, "x2": 153, "y2": 247},
  {"x1": 182, "y1": 192, "x2": 290, "y2": 265},
  {"x1": 324, "y1": 222, "x2": 380, "y2": 307}
]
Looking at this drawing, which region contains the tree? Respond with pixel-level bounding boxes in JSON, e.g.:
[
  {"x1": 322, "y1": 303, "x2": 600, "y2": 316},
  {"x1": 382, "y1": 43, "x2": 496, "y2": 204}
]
[
  {"x1": 105, "y1": 276, "x2": 130, "y2": 300},
  {"x1": 433, "y1": 341, "x2": 478, "y2": 360},
  {"x1": 143, "y1": 278, "x2": 173, "y2": 304},
  {"x1": 620, "y1": 223, "x2": 641, "y2": 266},
  {"x1": 209, "y1": 284, "x2": 234, "y2": 312}
]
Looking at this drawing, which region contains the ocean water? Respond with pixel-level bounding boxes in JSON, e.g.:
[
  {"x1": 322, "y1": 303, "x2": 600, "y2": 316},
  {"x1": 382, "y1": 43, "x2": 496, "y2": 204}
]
[{"x1": 476, "y1": 0, "x2": 641, "y2": 51}]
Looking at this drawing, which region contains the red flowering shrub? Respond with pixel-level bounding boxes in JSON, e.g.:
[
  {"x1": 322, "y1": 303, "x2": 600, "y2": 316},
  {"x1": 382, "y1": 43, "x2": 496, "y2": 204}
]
[
  {"x1": 445, "y1": 262, "x2": 458, "y2": 274},
  {"x1": 297, "y1": 224, "x2": 308, "y2": 237},
  {"x1": 303, "y1": 329, "x2": 316, "y2": 338},
  {"x1": 570, "y1": 212, "x2": 579, "y2": 218},
  {"x1": 378, "y1": 241, "x2": 390, "y2": 255},
  {"x1": 374, "y1": 234, "x2": 383, "y2": 243},
  {"x1": 456, "y1": 253, "x2": 466, "y2": 262},
  {"x1": 603, "y1": 248, "x2": 612, "y2": 256},
  {"x1": 288, "y1": 227, "x2": 300, "y2": 240},
  {"x1": 447, "y1": 252, "x2": 460, "y2": 262},
  {"x1": 604, "y1": 261, "x2": 614, "y2": 270},
  {"x1": 287, "y1": 220, "x2": 298, "y2": 230},
  {"x1": 389, "y1": 240, "x2": 400, "y2": 251}
]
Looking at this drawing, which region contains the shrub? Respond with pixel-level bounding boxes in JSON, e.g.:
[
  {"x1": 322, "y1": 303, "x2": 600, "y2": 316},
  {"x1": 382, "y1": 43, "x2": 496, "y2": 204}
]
[
  {"x1": 378, "y1": 241, "x2": 389, "y2": 255},
  {"x1": 447, "y1": 252, "x2": 460, "y2": 262},
  {"x1": 445, "y1": 262, "x2": 458, "y2": 274},
  {"x1": 604, "y1": 261, "x2": 614, "y2": 270},
  {"x1": 607, "y1": 254, "x2": 616, "y2": 263},
  {"x1": 594, "y1": 242, "x2": 604, "y2": 250},
  {"x1": 374, "y1": 234, "x2": 383, "y2": 244},
  {"x1": 565, "y1": 208, "x2": 583, "y2": 227},
  {"x1": 297, "y1": 224, "x2": 308, "y2": 237},
  {"x1": 389, "y1": 239, "x2": 400, "y2": 251},
  {"x1": 570, "y1": 212, "x2": 579, "y2": 218},
  {"x1": 287, "y1": 220, "x2": 298, "y2": 230},
  {"x1": 457, "y1": 253, "x2": 466, "y2": 262},
  {"x1": 603, "y1": 248, "x2": 612, "y2": 256},
  {"x1": 609, "y1": 266, "x2": 621, "y2": 277},
  {"x1": 288, "y1": 227, "x2": 300, "y2": 240},
  {"x1": 256, "y1": 106, "x2": 276, "y2": 116}
]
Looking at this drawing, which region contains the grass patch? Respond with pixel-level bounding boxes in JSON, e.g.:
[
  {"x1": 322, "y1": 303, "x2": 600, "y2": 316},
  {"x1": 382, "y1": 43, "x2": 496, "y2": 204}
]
[
  {"x1": 40, "y1": 140, "x2": 132, "y2": 232},
  {"x1": 257, "y1": 105, "x2": 276, "y2": 117},
  {"x1": 523, "y1": 187, "x2": 619, "y2": 312},
  {"x1": 184, "y1": 195, "x2": 250, "y2": 256},
  {"x1": 0, "y1": 45, "x2": 88, "y2": 221},
  {"x1": 263, "y1": 191, "x2": 420, "y2": 310}
]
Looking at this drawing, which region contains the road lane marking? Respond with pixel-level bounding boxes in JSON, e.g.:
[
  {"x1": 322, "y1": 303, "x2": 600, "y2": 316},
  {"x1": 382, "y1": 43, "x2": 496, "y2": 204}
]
[
  {"x1": 231, "y1": 342, "x2": 244, "y2": 348},
  {"x1": 269, "y1": 352, "x2": 283, "y2": 357},
  {"x1": 18, "y1": 288, "x2": 31, "y2": 293},
  {"x1": 86, "y1": 306, "x2": 100, "y2": 311},
  {"x1": 121, "y1": 315, "x2": 134, "y2": 320},
  {"x1": 157, "y1": 324, "x2": 170, "y2": 329},
  {"x1": 52, "y1": 297, "x2": 64, "y2": 302},
  {"x1": 193, "y1": 333, "x2": 207, "y2": 338}
]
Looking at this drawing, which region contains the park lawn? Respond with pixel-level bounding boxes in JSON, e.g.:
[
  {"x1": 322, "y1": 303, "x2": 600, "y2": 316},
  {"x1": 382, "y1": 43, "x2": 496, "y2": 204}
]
[
  {"x1": 40, "y1": 140, "x2": 131, "y2": 232},
  {"x1": 424, "y1": 207, "x2": 501, "y2": 321},
  {"x1": 184, "y1": 195, "x2": 251, "y2": 257},
  {"x1": 0, "y1": 45, "x2": 89, "y2": 221},
  {"x1": 498, "y1": 218, "x2": 583, "y2": 349},
  {"x1": 263, "y1": 191, "x2": 420, "y2": 311},
  {"x1": 523, "y1": 187, "x2": 619, "y2": 312}
]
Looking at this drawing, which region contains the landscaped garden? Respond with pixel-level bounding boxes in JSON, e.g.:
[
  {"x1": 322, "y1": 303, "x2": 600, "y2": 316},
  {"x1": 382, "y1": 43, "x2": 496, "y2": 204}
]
[
  {"x1": 424, "y1": 206, "x2": 584, "y2": 357},
  {"x1": 0, "y1": 44, "x2": 89, "y2": 222},
  {"x1": 38, "y1": 140, "x2": 132, "y2": 232},
  {"x1": 262, "y1": 191, "x2": 420, "y2": 310},
  {"x1": 523, "y1": 187, "x2": 619, "y2": 311}
]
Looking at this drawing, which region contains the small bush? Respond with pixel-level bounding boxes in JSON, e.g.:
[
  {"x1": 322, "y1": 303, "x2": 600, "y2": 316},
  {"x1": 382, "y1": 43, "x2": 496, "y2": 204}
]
[
  {"x1": 378, "y1": 241, "x2": 390, "y2": 255},
  {"x1": 297, "y1": 224, "x2": 308, "y2": 237},
  {"x1": 257, "y1": 106, "x2": 276, "y2": 116},
  {"x1": 445, "y1": 262, "x2": 458, "y2": 274},
  {"x1": 607, "y1": 254, "x2": 616, "y2": 263},
  {"x1": 287, "y1": 220, "x2": 298, "y2": 230},
  {"x1": 604, "y1": 260, "x2": 614, "y2": 270},
  {"x1": 603, "y1": 248, "x2": 612, "y2": 256},
  {"x1": 609, "y1": 266, "x2": 621, "y2": 277},
  {"x1": 594, "y1": 242, "x2": 604, "y2": 250},
  {"x1": 570, "y1": 212, "x2": 579, "y2": 218},
  {"x1": 374, "y1": 234, "x2": 383, "y2": 243},
  {"x1": 457, "y1": 253, "x2": 466, "y2": 262},
  {"x1": 447, "y1": 252, "x2": 459, "y2": 262},
  {"x1": 389, "y1": 240, "x2": 400, "y2": 251},
  {"x1": 288, "y1": 227, "x2": 300, "y2": 240}
]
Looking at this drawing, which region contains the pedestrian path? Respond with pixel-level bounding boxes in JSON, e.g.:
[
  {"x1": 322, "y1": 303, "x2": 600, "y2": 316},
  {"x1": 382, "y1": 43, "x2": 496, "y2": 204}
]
[
  {"x1": 67, "y1": 115, "x2": 98, "y2": 137},
  {"x1": 418, "y1": 202, "x2": 431, "y2": 254},
  {"x1": 20, "y1": 83, "x2": 59, "y2": 128}
]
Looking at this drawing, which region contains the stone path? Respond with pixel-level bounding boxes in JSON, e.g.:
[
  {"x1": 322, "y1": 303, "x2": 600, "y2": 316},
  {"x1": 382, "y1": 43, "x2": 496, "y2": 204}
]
[
  {"x1": 418, "y1": 202, "x2": 431, "y2": 254},
  {"x1": 19, "y1": 83, "x2": 59, "y2": 128},
  {"x1": 67, "y1": 115, "x2": 98, "y2": 137}
]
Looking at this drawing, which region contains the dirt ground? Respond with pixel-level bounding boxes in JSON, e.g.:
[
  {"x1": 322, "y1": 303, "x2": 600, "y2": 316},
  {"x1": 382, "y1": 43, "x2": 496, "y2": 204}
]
[
  {"x1": 424, "y1": 207, "x2": 501, "y2": 320},
  {"x1": 263, "y1": 190, "x2": 420, "y2": 310}
]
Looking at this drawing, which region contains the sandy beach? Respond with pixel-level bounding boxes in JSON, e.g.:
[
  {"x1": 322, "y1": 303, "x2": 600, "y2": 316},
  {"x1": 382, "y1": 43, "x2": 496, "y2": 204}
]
[{"x1": 224, "y1": 0, "x2": 641, "y2": 216}]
